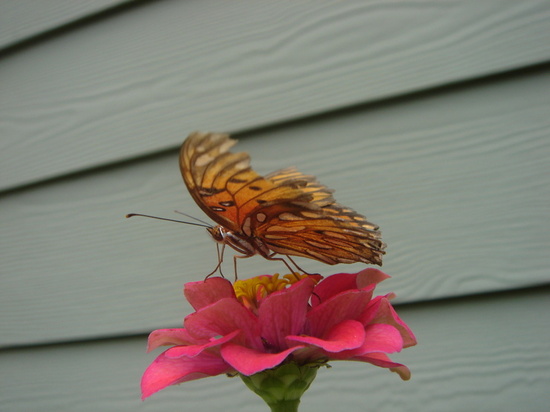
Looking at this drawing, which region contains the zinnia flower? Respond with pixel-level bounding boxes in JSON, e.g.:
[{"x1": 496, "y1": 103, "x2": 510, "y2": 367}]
[{"x1": 141, "y1": 268, "x2": 416, "y2": 409}]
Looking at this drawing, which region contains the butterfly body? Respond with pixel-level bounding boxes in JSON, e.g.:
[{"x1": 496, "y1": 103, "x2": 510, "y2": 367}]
[
  {"x1": 181, "y1": 132, "x2": 386, "y2": 270},
  {"x1": 207, "y1": 225, "x2": 271, "y2": 258}
]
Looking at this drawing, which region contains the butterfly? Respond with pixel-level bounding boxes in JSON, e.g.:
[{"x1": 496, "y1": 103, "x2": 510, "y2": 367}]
[{"x1": 179, "y1": 131, "x2": 386, "y2": 276}]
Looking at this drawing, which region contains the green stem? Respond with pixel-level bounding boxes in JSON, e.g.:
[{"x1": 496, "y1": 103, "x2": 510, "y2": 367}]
[
  {"x1": 240, "y1": 363, "x2": 319, "y2": 412},
  {"x1": 267, "y1": 399, "x2": 300, "y2": 412}
]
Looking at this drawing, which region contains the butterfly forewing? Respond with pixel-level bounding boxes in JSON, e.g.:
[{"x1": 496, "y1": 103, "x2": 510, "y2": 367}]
[
  {"x1": 180, "y1": 131, "x2": 386, "y2": 267},
  {"x1": 181, "y1": 132, "x2": 308, "y2": 231}
]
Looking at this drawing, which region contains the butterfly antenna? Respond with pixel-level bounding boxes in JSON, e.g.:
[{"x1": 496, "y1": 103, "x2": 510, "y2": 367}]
[
  {"x1": 126, "y1": 213, "x2": 211, "y2": 228},
  {"x1": 173, "y1": 210, "x2": 212, "y2": 227}
]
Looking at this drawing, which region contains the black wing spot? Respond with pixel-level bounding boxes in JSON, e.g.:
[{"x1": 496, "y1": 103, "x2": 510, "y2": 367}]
[
  {"x1": 248, "y1": 186, "x2": 262, "y2": 191},
  {"x1": 256, "y1": 199, "x2": 267, "y2": 204},
  {"x1": 210, "y1": 206, "x2": 226, "y2": 212},
  {"x1": 229, "y1": 178, "x2": 247, "y2": 183},
  {"x1": 219, "y1": 201, "x2": 235, "y2": 207}
]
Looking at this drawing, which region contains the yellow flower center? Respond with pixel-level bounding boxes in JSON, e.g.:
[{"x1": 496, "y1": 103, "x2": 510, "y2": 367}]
[{"x1": 233, "y1": 273, "x2": 312, "y2": 311}]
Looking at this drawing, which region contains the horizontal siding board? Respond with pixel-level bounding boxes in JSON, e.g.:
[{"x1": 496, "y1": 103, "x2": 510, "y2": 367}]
[
  {"x1": 2, "y1": 0, "x2": 550, "y2": 190},
  {"x1": 1, "y1": 287, "x2": 549, "y2": 411},
  {"x1": 1, "y1": 68, "x2": 549, "y2": 346},
  {"x1": 0, "y1": 0, "x2": 129, "y2": 50}
]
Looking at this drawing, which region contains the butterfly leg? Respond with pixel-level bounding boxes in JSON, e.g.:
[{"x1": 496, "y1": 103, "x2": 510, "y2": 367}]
[
  {"x1": 263, "y1": 253, "x2": 303, "y2": 277},
  {"x1": 205, "y1": 243, "x2": 226, "y2": 279},
  {"x1": 232, "y1": 253, "x2": 254, "y2": 281},
  {"x1": 282, "y1": 255, "x2": 322, "y2": 301},
  {"x1": 284, "y1": 255, "x2": 317, "y2": 276},
  {"x1": 282, "y1": 255, "x2": 321, "y2": 281}
]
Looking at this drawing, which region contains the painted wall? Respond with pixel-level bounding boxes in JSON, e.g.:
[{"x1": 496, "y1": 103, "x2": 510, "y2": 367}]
[{"x1": 1, "y1": 1, "x2": 549, "y2": 411}]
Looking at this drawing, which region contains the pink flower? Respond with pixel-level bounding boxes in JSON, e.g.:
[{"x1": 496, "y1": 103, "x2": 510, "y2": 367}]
[{"x1": 141, "y1": 269, "x2": 417, "y2": 399}]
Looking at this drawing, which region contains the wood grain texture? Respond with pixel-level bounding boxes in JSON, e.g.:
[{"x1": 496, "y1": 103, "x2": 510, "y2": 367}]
[
  {"x1": 1, "y1": 68, "x2": 549, "y2": 347},
  {"x1": 2, "y1": 0, "x2": 550, "y2": 190},
  {"x1": 0, "y1": 0, "x2": 128, "y2": 50},
  {"x1": 1, "y1": 287, "x2": 549, "y2": 411}
]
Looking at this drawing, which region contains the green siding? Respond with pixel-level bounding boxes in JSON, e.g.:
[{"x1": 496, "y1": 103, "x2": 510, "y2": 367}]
[
  {"x1": 1, "y1": 0, "x2": 550, "y2": 190},
  {"x1": 1, "y1": 1, "x2": 549, "y2": 411},
  {"x1": 0, "y1": 0, "x2": 129, "y2": 50}
]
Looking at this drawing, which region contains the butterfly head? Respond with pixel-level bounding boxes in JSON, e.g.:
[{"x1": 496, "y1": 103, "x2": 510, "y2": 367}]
[{"x1": 206, "y1": 225, "x2": 226, "y2": 243}]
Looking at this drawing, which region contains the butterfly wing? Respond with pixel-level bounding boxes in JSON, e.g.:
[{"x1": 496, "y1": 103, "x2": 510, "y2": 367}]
[
  {"x1": 265, "y1": 167, "x2": 335, "y2": 207},
  {"x1": 256, "y1": 169, "x2": 386, "y2": 265},
  {"x1": 180, "y1": 132, "x2": 311, "y2": 232},
  {"x1": 181, "y1": 131, "x2": 385, "y2": 266}
]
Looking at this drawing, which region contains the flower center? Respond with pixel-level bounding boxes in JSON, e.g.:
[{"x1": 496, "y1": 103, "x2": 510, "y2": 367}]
[{"x1": 233, "y1": 273, "x2": 312, "y2": 311}]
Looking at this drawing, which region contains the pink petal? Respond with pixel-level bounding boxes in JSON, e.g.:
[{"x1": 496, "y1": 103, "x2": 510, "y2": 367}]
[
  {"x1": 164, "y1": 330, "x2": 241, "y2": 358},
  {"x1": 362, "y1": 297, "x2": 417, "y2": 348},
  {"x1": 184, "y1": 298, "x2": 262, "y2": 349},
  {"x1": 335, "y1": 324, "x2": 403, "y2": 358},
  {"x1": 361, "y1": 324, "x2": 403, "y2": 353},
  {"x1": 258, "y1": 277, "x2": 315, "y2": 351},
  {"x1": 359, "y1": 295, "x2": 383, "y2": 325},
  {"x1": 141, "y1": 350, "x2": 232, "y2": 399},
  {"x1": 312, "y1": 269, "x2": 389, "y2": 306},
  {"x1": 312, "y1": 272, "x2": 360, "y2": 305},
  {"x1": 220, "y1": 343, "x2": 304, "y2": 376},
  {"x1": 184, "y1": 277, "x2": 235, "y2": 311},
  {"x1": 352, "y1": 352, "x2": 412, "y2": 380},
  {"x1": 287, "y1": 319, "x2": 365, "y2": 352},
  {"x1": 307, "y1": 289, "x2": 374, "y2": 338},
  {"x1": 147, "y1": 328, "x2": 196, "y2": 352},
  {"x1": 355, "y1": 268, "x2": 391, "y2": 289}
]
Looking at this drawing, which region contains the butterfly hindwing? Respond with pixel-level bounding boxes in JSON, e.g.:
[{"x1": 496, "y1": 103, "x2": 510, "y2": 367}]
[{"x1": 253, "y1": 170, "x2": 385, "y2": 265}]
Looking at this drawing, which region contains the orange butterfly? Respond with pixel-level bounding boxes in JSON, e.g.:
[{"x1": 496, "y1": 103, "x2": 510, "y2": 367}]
[{"x1": 180, "y1": 131, "x2": 385, "y2": 276}]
